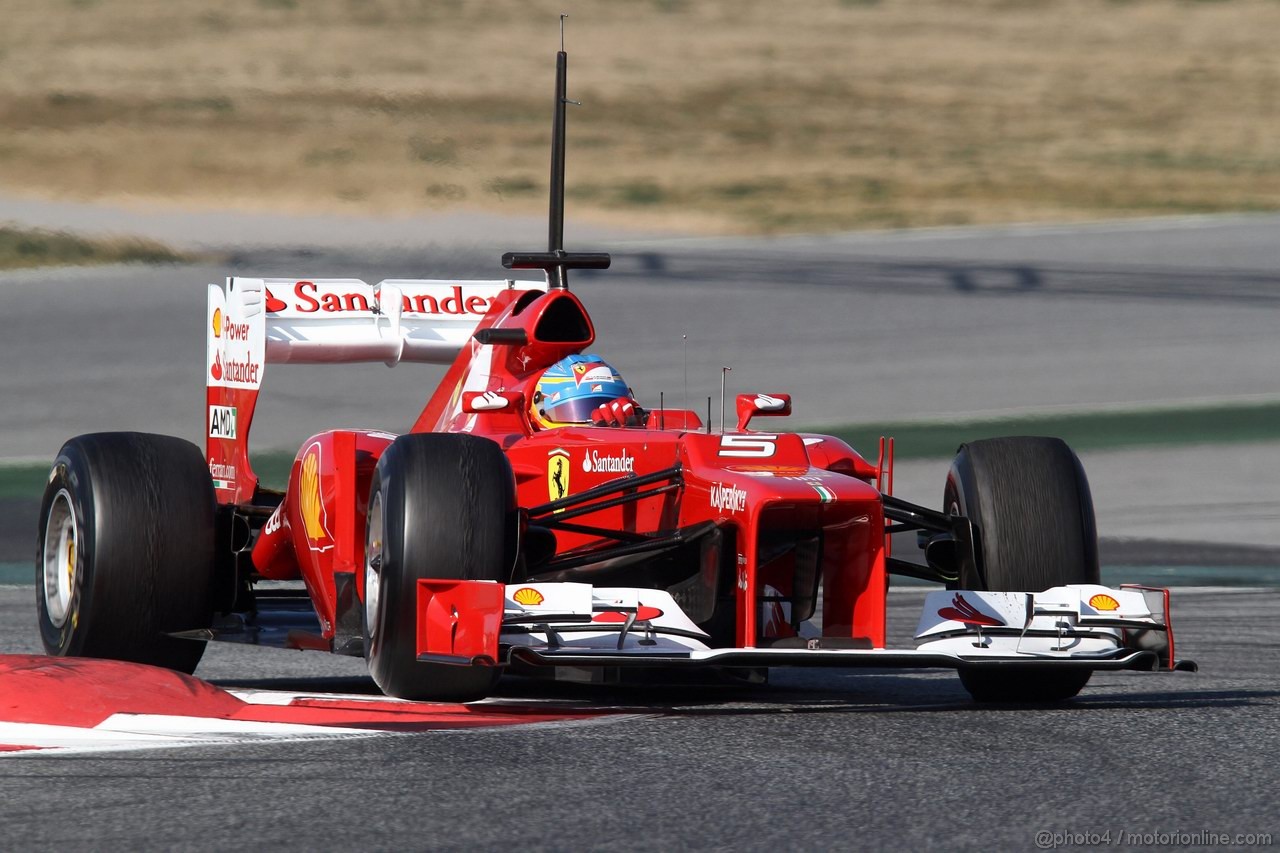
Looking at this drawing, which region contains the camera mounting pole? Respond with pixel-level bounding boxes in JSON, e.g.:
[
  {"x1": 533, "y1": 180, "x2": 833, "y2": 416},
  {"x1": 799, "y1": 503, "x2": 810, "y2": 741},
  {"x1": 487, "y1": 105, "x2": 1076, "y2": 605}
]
[{"x1": 502, "y1": 15, "x2": 611, "y2": 290}]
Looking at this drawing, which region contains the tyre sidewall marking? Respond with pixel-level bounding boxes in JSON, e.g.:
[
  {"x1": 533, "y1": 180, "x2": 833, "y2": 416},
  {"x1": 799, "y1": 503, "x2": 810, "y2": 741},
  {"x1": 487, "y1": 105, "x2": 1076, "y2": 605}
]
[{"x1": 38, "y1": 457, "x2": 93, "y2": 656}]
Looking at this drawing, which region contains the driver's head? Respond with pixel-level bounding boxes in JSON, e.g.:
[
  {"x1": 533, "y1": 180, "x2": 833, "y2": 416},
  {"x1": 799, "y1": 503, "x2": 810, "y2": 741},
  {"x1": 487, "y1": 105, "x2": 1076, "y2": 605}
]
[{"x1": 531, "y1": 354, "x2": 630, "y2": 428}]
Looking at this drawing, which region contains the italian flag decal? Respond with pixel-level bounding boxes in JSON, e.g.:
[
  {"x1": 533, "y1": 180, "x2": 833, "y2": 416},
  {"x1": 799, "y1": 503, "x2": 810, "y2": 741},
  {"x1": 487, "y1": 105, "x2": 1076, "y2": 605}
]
[{"x1": 812, "y1": 484, "x2": 836, "y2": 503}]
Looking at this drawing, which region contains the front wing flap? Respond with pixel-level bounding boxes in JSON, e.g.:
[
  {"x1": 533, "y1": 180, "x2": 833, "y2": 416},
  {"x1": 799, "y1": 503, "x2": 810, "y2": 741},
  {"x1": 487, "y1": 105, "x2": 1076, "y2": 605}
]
[{"x1": 507, "y1": 645, "x2": 1162, "y2": 672}]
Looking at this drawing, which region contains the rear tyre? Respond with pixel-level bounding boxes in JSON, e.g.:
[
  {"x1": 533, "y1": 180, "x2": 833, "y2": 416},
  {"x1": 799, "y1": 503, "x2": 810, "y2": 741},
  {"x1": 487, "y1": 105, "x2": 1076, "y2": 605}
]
[
  {"x1": 943, "y1": 436, "x2": 1098, "y2": 703},
  {"x1": 37, "y1": 433, "x2": 217, "y2": 674},
  {"x1": 363, "y1": 434, "x2": 514, "y2": 701}
]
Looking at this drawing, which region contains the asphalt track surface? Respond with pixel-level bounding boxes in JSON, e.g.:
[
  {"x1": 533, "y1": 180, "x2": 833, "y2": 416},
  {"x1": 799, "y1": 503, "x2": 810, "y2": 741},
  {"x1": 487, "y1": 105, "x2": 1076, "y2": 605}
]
[{"x1": 1, "y1": 585, "x2": 1277, "y2": 850}]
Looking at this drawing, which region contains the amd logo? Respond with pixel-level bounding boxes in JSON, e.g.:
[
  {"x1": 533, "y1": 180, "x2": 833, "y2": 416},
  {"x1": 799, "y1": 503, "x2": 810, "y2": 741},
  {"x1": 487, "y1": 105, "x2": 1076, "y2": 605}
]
[{"x1": 209, "y1": 405, "x2": 237, "y2": 440}]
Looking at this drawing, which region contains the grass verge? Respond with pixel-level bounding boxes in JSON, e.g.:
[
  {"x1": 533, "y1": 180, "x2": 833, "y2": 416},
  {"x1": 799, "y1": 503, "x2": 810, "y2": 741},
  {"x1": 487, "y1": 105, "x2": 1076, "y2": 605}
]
[
  {"x1": 811, "y1": 401, "x2": 1280, "y2": 461},
  {"x1": 2, "y1": 1, "x2": 1280, "y2": 232},
  {"x1": 0, "y1": 226, "x2": 189, "y2": 270},
  {"x1": 0, "y1": 451, "x2": 296, "y2": 501}
]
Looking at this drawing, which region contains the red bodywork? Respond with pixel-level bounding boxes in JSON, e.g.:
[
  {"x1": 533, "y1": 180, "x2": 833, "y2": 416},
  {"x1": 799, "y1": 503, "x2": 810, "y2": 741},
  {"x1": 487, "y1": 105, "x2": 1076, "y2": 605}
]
[{"x1": 214, "y1": 285, "x2": 893, "y2": 653}]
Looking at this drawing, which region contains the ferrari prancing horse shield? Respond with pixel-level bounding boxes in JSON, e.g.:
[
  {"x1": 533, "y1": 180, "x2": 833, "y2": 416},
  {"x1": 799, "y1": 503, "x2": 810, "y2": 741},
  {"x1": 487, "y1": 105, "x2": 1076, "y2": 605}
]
[{"x1": 547, "y1": 448, "x2": 571, "y2": 505}]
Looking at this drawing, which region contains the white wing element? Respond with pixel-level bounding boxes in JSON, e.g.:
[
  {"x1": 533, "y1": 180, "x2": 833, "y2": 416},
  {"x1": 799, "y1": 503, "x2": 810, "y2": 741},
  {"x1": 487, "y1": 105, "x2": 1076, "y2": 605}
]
[
  {"x1": 913, "y1": 584, "x2": 1167, "y2": 659},
  {"x1": 212, "y1": 277, "x2": 545, "y2": 370},
  {"x1": 753, "y1": 394, "x2": 788, "y2": 411},
  {"x1": 467, "y1": 391, "x2": 513, "y2": 411},
  {"x1": 208, "y1": 278, "x2": 267, "y2": 390}
]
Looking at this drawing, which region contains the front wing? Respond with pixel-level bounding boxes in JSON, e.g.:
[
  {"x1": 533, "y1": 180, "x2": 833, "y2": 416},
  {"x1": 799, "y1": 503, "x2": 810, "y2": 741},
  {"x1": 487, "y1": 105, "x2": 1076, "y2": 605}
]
[
  {"x1": 415, "y1": 581, "x2": 1197, "y2": 675},
  {"x1": 507, "y1": 646, "x2": 1161, "y2": 672}
]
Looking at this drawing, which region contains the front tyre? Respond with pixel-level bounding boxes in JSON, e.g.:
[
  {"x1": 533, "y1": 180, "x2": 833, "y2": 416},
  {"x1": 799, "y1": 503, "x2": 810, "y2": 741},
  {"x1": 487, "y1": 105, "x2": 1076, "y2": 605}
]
[
  {"x1": 944, "y1": 436, "x2": 1098, "y2": 703},
  {"x1": 37, "y1": 433, "x2": 216, "y2": 673},
  {"x1": 363, "y1": 434, "x2": 514, "y2": 701}
]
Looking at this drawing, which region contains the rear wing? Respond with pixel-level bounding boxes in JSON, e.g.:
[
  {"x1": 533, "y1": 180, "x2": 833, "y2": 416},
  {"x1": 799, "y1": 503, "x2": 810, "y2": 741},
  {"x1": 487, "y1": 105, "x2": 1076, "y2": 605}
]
[
  {"x1": 207, "y1": 277, "x2": 544, "y2": 374},
  {"x1": 206, "y1": 276, "x2": 543, "y2": 502}
]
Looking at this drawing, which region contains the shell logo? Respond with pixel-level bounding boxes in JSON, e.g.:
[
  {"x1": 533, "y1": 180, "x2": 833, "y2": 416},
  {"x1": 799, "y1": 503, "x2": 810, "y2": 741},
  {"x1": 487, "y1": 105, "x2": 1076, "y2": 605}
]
[
  {"x1": 512, "y1": 587, "x2": 545, "y2": 606},
  {"x1": 212, "y1": 308, "x2": 223, "y2": 338},
  {"x1": 299, "y1": 442, "x2": 333, "y2": 552},
  {"x1": 1089, "y1": 593, "x2": 1120, "y2": 611}
]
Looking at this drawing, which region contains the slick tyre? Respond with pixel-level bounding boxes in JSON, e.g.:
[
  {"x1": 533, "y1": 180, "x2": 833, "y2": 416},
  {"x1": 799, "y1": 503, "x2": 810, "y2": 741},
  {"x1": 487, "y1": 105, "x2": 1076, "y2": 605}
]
[
  {"x1": 943, "y1": 436, "x2": 1099, "y2": 703},
  {"x1": 363, "y1": 434, "x2": 515, "y2": 701},
  {"x1": 37, "y1": 433, "x2": 217, "y2": 674}
]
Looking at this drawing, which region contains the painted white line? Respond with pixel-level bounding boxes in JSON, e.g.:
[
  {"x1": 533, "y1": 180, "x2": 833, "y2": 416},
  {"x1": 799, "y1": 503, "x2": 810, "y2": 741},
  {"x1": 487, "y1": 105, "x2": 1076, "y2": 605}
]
[
  {"x1": 98, "y1": 713, "x2": 368, "y2": 737},
  {"x1": 439, "y1": 713, "x2": 657, "y2": 734},
  {"x1": 1, "y1": 722, "x2": 189, "y2": 748},
  {"x1": 227, "y1": 688, "x2": 652, "y2": 713},
  {"x1": 0, "y1": 697, "x2": 644, "y2": 758},
  {"x1": 227, "y1": 689, "x2": 414, "y2": 706},
  {"x1": 2, "y1": 733, "x2": 381, "y2": 759},
  {"x1": 0, "y1": 713, "x2": 379, "y2": 758}
]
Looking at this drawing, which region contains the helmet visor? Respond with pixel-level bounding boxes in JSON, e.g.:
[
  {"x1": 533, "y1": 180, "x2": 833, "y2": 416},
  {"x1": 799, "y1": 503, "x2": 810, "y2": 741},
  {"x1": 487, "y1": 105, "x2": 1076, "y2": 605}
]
[{"x1": 541, "y1": 394, "x2": 610, "y2": 425}]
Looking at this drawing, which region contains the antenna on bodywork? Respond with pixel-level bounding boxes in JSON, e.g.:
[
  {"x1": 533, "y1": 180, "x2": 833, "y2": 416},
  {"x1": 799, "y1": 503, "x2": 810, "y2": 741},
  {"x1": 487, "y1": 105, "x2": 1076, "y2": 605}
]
[{"x1": 501, "y1": 15, "x2": 611, "y2": 290}]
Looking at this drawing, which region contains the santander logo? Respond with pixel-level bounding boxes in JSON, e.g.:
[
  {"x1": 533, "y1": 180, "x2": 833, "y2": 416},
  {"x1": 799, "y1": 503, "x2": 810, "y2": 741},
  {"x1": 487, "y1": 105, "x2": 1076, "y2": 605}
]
[
  {"x1": 265, "y1": 281, "x2": 497, "y2": 317},
  {"x1": 937, "y1": 593, "x2": 1004, "y2": 627},
  {"x1": 583, "y1": 449, "x2": 634, "y2": 474}
]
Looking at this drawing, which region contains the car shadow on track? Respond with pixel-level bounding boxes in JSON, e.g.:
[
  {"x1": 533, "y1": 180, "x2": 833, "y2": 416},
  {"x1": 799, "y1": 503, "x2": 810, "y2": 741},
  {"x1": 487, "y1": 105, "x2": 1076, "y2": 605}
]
[
  {"x1": 209, "y1": 670, "x2": 966, "y2": 711},
  {"x1": 208, "y1": 671, "x2": 1276, "y2": 715}
]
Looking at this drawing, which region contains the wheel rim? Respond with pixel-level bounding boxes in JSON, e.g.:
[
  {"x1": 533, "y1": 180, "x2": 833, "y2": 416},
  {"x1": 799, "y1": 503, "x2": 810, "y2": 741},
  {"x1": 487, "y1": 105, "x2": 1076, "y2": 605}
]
[
  {"x1": 42, "y1": 489, "x2": 77, "y2": 628},
  {"x1": 364, "y1": 490, "x2": 384, "y2": 640}
]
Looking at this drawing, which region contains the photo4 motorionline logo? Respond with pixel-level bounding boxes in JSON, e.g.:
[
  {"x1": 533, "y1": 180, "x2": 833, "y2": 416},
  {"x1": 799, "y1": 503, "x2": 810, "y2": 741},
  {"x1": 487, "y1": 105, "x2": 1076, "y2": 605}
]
[{"x1": 1035, "y1": 830, "x2": 1272, "y2": 849}]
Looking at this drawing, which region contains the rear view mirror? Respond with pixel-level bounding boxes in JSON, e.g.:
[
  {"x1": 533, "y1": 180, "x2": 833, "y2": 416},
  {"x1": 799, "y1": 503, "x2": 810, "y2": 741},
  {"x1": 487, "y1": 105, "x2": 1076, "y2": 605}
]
[
  {"x1": 735, "y1": 393, "x2": 792, "y2": 432},
  {"x1": 462, "y1": 391, "x2": 526, "y2": 414}
]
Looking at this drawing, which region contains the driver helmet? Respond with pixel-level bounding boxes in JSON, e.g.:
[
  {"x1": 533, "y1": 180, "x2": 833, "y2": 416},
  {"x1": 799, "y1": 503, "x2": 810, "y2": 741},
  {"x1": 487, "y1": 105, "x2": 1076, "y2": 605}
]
[{"x1": 532, "y1": 353, "x2": 631, "y2": 428}]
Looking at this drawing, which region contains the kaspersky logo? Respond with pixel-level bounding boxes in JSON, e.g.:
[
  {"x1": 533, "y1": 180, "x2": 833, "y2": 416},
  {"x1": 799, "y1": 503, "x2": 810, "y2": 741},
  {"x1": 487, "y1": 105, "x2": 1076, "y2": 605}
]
[
  {"x1": 300, "y1": 442, "x2": 333, "y2": 552},
  {"x1": 709, "y1": 481, "x2": 747, "y2": 514}
]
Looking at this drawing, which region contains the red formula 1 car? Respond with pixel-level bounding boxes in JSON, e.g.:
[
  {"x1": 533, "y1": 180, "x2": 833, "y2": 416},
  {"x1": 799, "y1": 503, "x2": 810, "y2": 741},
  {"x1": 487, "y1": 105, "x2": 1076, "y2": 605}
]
[{"x1": 35, "y1": 43, "x2": 1193, "y2": 704}]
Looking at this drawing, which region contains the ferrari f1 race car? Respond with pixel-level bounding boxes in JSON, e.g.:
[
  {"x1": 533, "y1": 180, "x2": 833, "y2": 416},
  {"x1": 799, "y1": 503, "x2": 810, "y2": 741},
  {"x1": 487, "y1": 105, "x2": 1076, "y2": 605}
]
[{"x1": 35, "y1": 40, "x2": 1194, "y2": 704}]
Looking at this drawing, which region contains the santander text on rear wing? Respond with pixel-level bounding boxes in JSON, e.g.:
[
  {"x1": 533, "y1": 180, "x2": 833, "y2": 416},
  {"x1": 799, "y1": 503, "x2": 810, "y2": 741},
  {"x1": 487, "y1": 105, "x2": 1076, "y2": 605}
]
[
  {"x1": 209, "y1": 277, "x2": 544, "y2": 372},
  {"x1": 205, "y1": 277, "x2": 543, "y2": 502}
]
